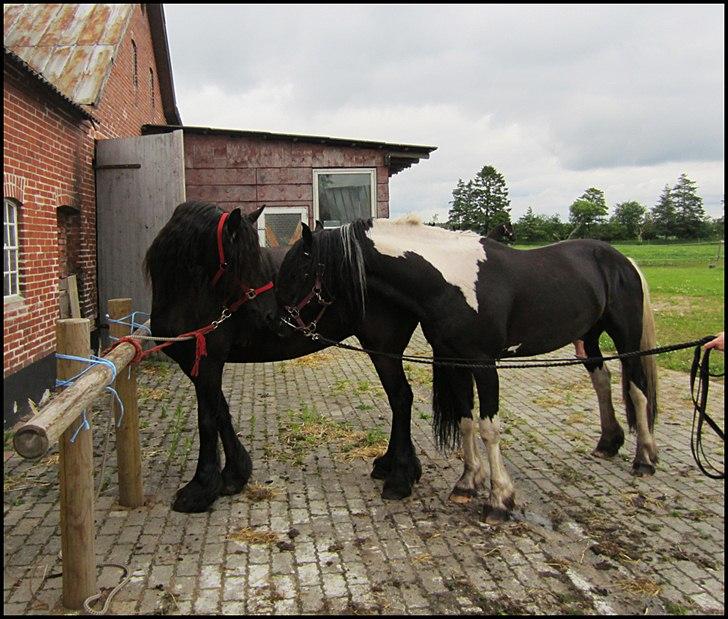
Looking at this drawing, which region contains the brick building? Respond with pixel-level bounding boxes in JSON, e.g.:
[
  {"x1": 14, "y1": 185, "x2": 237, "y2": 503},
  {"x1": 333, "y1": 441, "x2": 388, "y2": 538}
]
[
  {"x1": 3, "y1": 4, "x2": 181, "y2": 424},
  {"x1": 143, "y1": 124, "x2": 436, "y2": 245},
  {"x1": 3, "y1": 4, "x2": 436, "y2": 428}
]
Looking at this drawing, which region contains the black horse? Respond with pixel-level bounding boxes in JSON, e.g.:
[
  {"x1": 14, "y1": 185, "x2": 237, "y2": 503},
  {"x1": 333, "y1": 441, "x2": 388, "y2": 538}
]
[
  {"x1": 275, "y1": 216, "x2": 659, "y2": 522},
  {"x1": 144, "y1": 201, "x2": 423, "y2": 512},
  {"x1": 486, "y1": 222, "x2": 515, "y2": 244}
]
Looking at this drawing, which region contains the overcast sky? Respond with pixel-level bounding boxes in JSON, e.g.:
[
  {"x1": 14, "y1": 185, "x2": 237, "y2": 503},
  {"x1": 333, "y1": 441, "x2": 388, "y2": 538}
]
[{"x1": 163, "y1": 4, "x2": 724, "y2": 222}]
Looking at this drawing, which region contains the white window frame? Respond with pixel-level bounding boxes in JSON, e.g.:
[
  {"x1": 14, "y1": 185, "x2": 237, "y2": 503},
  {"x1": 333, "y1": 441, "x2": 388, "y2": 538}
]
[
  {"x1": 312, "y1": 168, "x2": 377, "y2": 226},
  {"x1": 4, "y1": 198, "x2": 21, "y2": 299},
  {"x1": 257, "y1": 206, "x2": 309, "y2": 247}
]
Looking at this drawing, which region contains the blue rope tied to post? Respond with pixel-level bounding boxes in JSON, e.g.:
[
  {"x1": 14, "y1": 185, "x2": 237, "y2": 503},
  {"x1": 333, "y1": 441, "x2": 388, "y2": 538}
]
[
  {"x1": 106, "y1": 311, "x2": 151, "y2": 340},
  {"x1": 106, "y1": 311, "x2": 150, "y2": 378},
  {"x1": 55, "y1": 353, "x2": 125, "y2": 441}
]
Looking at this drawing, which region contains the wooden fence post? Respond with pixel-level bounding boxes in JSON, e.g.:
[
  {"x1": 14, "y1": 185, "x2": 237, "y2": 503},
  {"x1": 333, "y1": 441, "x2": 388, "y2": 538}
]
[
  {"x1": 56, "y1": 318, "x2": 97, "y2": 609},
  {"x1": 107, "y1": 298, "x2": 144, "y2": 508}
]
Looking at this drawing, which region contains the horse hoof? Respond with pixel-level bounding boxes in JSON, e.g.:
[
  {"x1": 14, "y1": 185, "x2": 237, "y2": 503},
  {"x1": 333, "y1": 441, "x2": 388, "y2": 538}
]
[
  {"x1": 591, "y1": 448, "x2": 617, "y2": 460},
  {"x1": 593, "y1": 433, "x2": 624, "y2": 458},
  {"x1": 381, "y1": 479, "x2": 412, "y2": 501},
  {"x1": 371, "y1": 464, "x2": 390, "y2": 480},
  {"x1": 482, "y1": 505, "x2": 511, "y2": 524},
  {"x1": 220, "y1": 451, "x2": 253, "y2": 495},
  {"x1": 220, "y1": 474, "x2": 247, "y2": 496},
  {"x1": 371, "y1": 453, "x2": 391, "y2": 480},
  {"x1": 449, "y1": 488, "x2": 477, "y2": 504},
  {"x1": 172, "y1": 491, "x2": 215, "y2": 513},
  {"x1": 172, "y1": 478, "x2": 221, "y2": 513},
  {"x1": 630, "y1": 462, "x2": 656, "y2": 477}
]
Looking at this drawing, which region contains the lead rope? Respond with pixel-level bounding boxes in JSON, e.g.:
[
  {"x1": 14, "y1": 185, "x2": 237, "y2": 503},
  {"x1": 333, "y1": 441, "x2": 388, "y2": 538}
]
[
  {"x1": 689, "y1": 345, "x2": 725, "y2": 479},
  {"x1": 310, "y1": 332, "x2": 724, "y2": 478},
  {"x1": 82, "y1": 564, "x2": 132, "y2": 616},
  {"x1": 307, "y1": 333, "x2": 715, "y2": 369}
]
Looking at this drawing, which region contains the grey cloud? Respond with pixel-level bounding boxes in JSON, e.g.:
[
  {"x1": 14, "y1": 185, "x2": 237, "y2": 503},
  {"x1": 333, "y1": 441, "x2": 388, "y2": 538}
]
[{"x1": 164, "y1": 4, "x2": 724, "y2": 216}]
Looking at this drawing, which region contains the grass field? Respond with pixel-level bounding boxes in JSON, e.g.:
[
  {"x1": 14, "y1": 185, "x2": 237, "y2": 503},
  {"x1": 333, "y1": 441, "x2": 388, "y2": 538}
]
[
  {"x1": 615, "y1": 242, "x2": 724, "y2": 377},
  {"x1": 516, "y1": 241, "x2": 725, "y2": 376}
]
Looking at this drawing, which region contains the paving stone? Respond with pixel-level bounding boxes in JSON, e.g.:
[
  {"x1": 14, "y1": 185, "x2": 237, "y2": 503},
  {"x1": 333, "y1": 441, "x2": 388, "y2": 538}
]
[{"x1": 3, "y1": 330, "x2": 723, "y2": 615}]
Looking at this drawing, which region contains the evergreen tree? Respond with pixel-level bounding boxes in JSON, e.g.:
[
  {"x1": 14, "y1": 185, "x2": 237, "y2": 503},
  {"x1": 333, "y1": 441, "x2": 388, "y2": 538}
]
[
  {"x1": 447, "y1": 179, "x2": 479, "y2": 231},
  {"x1": 672, "y1": 173, "x2": 708, "y2": 239},
  {"x1": 515, "y1": 207, "x2": 545, "y2": 242},
  {"x1": 470, "y1": 165, "x2": 511, "y2": 234},
  {"x1": 447, "y1": 165, "x2": 511, "y2": 234},
  {"x1": 650, "y1": 184, "x2": 678, "y2": 239}
]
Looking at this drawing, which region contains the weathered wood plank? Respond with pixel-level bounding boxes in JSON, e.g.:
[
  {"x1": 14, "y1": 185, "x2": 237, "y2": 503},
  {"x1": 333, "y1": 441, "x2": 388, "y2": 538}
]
[{"x1": 96, "y1": 130, "x2": 186, "y2": 321}]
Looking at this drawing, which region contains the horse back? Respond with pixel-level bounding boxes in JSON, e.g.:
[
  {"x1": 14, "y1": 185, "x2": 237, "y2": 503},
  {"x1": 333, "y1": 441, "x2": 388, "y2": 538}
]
[{"x1": 478, "y1": 239, "x2": 641, "y2": 355}]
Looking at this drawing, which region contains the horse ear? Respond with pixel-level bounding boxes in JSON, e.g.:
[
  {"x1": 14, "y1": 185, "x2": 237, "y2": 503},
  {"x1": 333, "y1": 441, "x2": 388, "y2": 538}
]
[
  {"x1": 227, "y1": 208, "x2": 242, "y2": 233},
  {"x1": 247, "y1": 205, "x2": 265, "y2": 224},
  {"x1": 301, "y1": 222, "x2": 313, "y2": 249},
  {"x1": 315, "y1": 220, "x2": 324, "y2": 231}
]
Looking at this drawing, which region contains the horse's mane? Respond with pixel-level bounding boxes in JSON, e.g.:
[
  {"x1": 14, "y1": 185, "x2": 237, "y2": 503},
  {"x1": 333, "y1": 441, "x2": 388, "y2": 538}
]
[
  {"x1": 144, "y1": 201, "x2": 262, "y2": 310},
  {"x1": 313, "y1": 219, "x2": 371, "y2": 319}
]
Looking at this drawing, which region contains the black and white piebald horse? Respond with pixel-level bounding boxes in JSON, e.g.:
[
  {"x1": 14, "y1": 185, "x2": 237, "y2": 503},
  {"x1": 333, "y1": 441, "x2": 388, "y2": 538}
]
[
  {"x1": 275, "y1": 216, "x2": 659, "y2": 522},
  {"x1": 145, "y1": 202, "x2": 423, "y2": 512}
]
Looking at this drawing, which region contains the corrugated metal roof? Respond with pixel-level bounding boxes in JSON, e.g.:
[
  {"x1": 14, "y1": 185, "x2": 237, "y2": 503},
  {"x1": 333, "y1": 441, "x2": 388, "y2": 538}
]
[
  {"x1": 4, "y1": 48, "x2": 97, "y2": 120},
  {"x1": 3, "y1": 4, "x2": 133, "y2": 106}
]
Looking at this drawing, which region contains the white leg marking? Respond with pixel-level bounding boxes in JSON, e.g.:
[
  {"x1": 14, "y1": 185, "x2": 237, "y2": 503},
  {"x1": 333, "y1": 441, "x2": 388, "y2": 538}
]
[
  {"x1": 478, "y1": 417, "x2": 515, "y2": 511},
  {"x1": 629, "y1": 381, "x2": 657, "y2": 464},
  {"x1": 451, "y1": 418, "x2": 486, "y2": 500}
]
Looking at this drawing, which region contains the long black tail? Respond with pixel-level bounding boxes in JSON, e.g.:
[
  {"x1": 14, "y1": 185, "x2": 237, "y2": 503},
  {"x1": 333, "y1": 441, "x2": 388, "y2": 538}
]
[{"x1": 432, "y1": 364, "x2": 473, "y2": 451}]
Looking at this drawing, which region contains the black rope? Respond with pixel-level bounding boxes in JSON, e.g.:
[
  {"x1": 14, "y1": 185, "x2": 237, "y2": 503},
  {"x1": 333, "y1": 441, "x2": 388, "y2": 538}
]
[
  {"x1": 689, "y1": 345, "x2": 725, "y2": 479},
  {"x1": 310, "y1": 331, "x2": 725, "y2": 480},
  {"x1": 310, "y1": 333, "x2": 716, "y2": 370}
]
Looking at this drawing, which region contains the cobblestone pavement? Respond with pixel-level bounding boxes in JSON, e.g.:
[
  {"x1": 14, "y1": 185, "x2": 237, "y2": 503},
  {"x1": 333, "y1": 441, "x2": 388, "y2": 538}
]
[{"x1": 4, "y1": 328, "x2": 724, "y2": 615}]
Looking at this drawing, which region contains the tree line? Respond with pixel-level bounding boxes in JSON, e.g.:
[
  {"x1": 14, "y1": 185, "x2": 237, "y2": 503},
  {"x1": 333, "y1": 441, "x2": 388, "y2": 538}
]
[{"x1": 443, "y1": 166, "x2": 724, "y2": 243}]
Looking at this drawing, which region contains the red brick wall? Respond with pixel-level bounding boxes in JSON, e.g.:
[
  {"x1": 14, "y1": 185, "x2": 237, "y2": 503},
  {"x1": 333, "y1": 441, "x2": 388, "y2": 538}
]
[
  {"x1": 3, "y1": 4, "x2": 167, "y2": 379},
  {"x1": 3, "y1": 63, "x2": 96, "y2": 375},
  {"x1": 184, "y1": 133, "x2": 391, "y2": 222},
  {"x1": 93, "y1": 4, "x2": 166, "y2": 137}
]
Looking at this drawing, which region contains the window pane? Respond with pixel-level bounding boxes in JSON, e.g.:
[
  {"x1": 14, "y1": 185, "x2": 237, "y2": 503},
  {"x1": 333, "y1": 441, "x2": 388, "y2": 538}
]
[
  {"x1": 317, "y1": 173, "x2": 372, "y2": 226},
  {"x1": 4, "y1": 273, "x2": 11, "y2": 297},
  {"x1": 6, "y1": 200, "x2": 16, "y2": 224}
]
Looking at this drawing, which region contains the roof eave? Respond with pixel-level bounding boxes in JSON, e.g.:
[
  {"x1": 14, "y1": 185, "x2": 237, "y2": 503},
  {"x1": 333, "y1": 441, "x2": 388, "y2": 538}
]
[
  {"x1": 4, "y1": 48, "x2": 98, "y2": 122},
  {"x1": 146, "y1": 4, "x2": 182, "y2": 125}
]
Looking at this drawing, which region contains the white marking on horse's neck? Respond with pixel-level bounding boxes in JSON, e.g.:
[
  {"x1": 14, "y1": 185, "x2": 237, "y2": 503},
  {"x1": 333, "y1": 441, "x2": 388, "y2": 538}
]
[{"x1": 366, "y1": 218, "x2": 485, "y2": 312}]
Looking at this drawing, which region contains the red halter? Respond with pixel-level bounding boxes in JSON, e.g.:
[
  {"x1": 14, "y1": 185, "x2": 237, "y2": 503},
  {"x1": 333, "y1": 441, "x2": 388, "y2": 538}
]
[
  {"x1": 211, "y1": 210, "x2": 274, "y2": 300},
  {"x1": 108, "y1": 210, "x2": 274, "y2": 378},
  {"x1": 212, "y1": 211, "x2": 231, "y2": 287}
]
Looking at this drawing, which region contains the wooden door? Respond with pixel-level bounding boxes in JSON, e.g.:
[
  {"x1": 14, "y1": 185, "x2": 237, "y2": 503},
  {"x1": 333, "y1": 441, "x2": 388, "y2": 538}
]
[{"x1": 95, "y1": 130, "x2": 185, "y2": 326}]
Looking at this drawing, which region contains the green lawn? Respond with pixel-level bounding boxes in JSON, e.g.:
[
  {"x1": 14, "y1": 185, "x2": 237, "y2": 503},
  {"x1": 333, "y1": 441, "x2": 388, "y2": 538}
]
[
  {"x1": 615, "y1": 243, "x2": 724, "y2": 376},
  {"x1": 516, "y1": 241, "x2": 725, "y2": 376}
]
